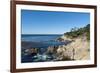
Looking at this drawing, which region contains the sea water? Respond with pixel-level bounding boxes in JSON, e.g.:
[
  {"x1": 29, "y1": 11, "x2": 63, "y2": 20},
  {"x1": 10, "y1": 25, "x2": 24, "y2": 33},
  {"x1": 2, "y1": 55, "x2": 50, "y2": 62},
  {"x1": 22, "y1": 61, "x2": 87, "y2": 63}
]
[{"x1": 21, "y1": 34, "x2": 67, "y2": 63}]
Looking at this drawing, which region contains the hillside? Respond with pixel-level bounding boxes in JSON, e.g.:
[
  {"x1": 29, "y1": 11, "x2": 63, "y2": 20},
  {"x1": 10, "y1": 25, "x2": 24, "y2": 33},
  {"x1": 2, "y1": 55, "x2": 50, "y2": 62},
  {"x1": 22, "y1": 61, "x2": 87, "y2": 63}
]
[
  {"x1": 48, "y1": 24, "x2": 90, "y2": 60},
  {"x1": 64, "y1": 24, "x2": 90, "y2": 40}
]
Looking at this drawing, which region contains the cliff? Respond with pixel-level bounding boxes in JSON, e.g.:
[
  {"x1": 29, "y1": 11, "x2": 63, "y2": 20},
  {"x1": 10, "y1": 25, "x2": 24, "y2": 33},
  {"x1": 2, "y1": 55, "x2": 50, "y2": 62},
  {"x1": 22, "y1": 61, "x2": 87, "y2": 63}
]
[
  {"x1": 46, "y1": 24, "x2": 90, "y2": 61},
  {"x1": 56, "y1": 36, "x2": 90, "y2": 60}
]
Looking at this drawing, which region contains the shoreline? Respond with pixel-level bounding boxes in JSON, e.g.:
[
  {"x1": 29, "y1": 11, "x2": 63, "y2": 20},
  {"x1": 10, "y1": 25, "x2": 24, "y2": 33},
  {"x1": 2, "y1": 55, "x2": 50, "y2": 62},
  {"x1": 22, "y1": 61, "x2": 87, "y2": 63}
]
[{"x1": 21, "y1": 33, "x2": 90, "y2": 63}]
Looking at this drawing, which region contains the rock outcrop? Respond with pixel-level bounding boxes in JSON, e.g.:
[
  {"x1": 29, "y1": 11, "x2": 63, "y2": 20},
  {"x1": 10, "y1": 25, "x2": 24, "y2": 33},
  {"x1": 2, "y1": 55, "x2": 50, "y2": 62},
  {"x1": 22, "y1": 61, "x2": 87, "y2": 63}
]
[
  {"x1": 57, "y1": 35, "x2": 72, "y2": 42},
  {"x1": 46, "y1": 35, "x2": 90, "y2": 61},
  {"x1": 24, "y1": 48, "x2": 38, "y2": 56},
  {"x1": 56, "y1": 36, "x2": 90, "y2": 60}
]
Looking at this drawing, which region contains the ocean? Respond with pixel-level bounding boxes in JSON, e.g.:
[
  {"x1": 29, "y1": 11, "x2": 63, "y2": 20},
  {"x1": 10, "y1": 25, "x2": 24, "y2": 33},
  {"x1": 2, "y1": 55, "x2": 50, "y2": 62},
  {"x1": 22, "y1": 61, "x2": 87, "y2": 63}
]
[
  {"x1": 21, "y1": 34, "x2": 62, "y2": 42},
  {"x1": 21, "y1": 34, "x2": 66, "y2": 48},
  {"x1": 21, "y1": 34, "x2": 68, "y2": 63}
]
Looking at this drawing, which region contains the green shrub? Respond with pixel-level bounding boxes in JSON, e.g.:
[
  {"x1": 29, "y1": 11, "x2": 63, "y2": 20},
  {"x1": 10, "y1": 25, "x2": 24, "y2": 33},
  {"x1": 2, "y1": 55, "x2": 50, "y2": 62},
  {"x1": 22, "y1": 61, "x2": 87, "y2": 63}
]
[{"x1": 64, "y1": 24, "x2": 90, "y2": 40}]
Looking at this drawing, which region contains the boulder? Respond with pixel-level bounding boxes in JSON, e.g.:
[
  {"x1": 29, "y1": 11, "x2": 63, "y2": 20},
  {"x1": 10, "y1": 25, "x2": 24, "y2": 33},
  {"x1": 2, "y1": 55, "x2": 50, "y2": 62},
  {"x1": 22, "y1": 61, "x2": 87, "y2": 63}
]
[{"x1": 24, "y1": 48, "x2": 38, "y2": 55}]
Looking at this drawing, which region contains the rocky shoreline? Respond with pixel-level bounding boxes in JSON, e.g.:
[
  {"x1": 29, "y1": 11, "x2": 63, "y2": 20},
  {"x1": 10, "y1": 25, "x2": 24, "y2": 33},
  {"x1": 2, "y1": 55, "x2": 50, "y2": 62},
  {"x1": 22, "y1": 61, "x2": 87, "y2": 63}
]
[
  {"x1": 55, "y1": 35, "x2": 90, "y2": 60},
  {"x1": 21, "y1": 34, "x2": 90, "y2": 63}
]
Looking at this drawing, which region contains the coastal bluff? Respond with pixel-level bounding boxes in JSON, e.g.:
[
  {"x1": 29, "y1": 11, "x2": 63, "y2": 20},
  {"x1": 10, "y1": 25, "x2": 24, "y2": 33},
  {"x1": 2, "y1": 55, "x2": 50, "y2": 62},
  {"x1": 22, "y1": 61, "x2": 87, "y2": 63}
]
[
  {"x1": 47, "y1": 24, "x2": 90, "y2": 61},
  {"x1": 57, "y1": 35, "x2": 90, "y2": 60}
]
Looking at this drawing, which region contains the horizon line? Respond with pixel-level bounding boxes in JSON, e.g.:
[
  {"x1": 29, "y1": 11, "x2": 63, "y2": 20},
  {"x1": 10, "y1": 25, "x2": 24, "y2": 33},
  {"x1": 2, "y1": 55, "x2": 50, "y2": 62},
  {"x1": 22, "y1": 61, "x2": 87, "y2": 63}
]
[{"x1": 21, "y1": 34, "x2": 63, "y2": 35}]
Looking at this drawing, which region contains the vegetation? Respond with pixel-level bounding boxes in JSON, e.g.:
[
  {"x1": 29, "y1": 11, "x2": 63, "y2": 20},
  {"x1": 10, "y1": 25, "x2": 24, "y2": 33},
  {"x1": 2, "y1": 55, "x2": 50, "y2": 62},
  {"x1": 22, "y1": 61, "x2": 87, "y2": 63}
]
[{"x1": 64, "y1": 24, "x2": 90, "y2": 40}]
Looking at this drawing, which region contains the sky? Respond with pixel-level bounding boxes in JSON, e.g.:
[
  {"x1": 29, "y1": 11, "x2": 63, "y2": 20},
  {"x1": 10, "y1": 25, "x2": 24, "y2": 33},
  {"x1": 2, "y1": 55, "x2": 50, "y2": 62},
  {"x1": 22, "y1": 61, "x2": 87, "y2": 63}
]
[{"x1": 21, "y1": 10, "x2": 90, "y2": 34}]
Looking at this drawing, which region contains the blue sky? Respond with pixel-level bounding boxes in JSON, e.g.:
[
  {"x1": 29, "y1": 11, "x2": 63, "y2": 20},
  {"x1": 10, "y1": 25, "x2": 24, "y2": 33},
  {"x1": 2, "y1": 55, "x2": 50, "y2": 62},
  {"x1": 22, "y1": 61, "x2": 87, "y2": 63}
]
[{"x1": 21, "y1": 10, "x2": 90, "y2": 34}]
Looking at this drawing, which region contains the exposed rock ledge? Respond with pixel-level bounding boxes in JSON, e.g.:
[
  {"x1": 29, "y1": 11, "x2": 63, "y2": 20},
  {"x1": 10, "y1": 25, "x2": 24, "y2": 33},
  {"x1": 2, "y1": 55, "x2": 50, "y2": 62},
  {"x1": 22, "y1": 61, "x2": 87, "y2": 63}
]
[{"x1": 47, "y1": 35, "x2": 90, "y2": 61}]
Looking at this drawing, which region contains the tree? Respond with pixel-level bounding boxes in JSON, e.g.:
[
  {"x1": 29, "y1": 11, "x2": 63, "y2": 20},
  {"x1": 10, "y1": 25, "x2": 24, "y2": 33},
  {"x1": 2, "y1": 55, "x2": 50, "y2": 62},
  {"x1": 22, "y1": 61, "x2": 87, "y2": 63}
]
[{"x1": 64, "y1": 24, "x2": 90, "y2": 40}]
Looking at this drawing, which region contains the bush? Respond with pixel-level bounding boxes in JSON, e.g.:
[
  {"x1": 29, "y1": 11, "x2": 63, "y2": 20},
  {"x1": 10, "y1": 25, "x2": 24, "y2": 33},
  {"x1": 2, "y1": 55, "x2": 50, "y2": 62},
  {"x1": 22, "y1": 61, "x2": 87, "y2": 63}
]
[{"x1": 64, "y1": 24, "x2": 90, "y2": 40}]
